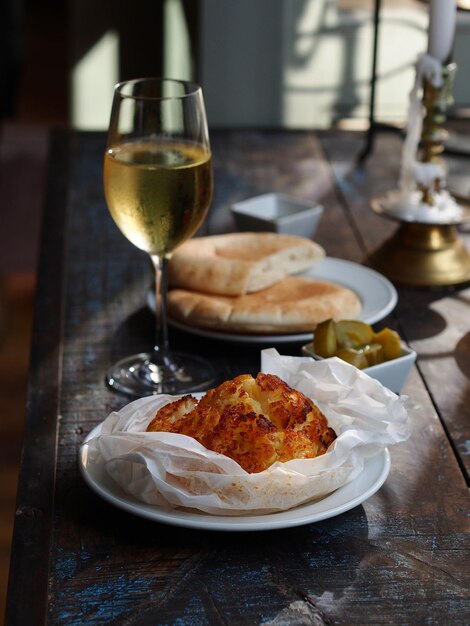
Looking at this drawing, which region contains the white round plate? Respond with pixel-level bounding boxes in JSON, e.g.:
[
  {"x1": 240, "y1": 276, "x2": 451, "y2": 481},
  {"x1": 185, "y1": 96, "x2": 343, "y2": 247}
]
[
  {"x1": 79, "y1": 429, "x2": 390, "y2": 532},
  {"x1": 148, "y1": 257, "x2": 398, "y2": 344}
]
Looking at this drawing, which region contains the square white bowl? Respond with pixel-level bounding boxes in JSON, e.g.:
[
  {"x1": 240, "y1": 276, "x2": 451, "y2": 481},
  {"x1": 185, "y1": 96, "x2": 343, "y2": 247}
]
[
  {"x1": 301, "y1": 342, "x2": 417, "y2": 394},
  {"x1": 231, "y1": 193, "x2": 324, "y2": 237}
]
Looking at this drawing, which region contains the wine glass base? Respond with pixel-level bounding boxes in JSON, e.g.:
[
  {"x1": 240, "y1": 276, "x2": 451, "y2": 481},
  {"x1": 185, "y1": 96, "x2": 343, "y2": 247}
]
[{"x1": 106, "y1": 352, "x2": 217, "y2": 398}]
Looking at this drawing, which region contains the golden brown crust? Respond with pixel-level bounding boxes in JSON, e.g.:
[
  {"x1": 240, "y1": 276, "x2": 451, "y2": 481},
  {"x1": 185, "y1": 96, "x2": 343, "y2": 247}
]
[
  {"x1": 167, "y1": 232, "x2": 325, "y2": 296},
  {"x1": 167, "y1": 276, "x2": 361, "y2": 334},
  {"x1": 146, "y1": 373, "x2": 336, "y2": 473}
]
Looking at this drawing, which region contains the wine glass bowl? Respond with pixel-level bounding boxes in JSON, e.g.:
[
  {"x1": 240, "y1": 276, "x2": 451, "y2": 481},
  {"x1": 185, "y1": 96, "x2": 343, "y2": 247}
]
[{"x1": 103, "y1": 78, "x2": 215, "y2": 397}]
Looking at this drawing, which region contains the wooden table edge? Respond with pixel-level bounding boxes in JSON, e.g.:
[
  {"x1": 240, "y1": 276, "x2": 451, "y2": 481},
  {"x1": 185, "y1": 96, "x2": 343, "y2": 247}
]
[{"x1": 5, "y1": 130, "x2": 69, "y2": 626}]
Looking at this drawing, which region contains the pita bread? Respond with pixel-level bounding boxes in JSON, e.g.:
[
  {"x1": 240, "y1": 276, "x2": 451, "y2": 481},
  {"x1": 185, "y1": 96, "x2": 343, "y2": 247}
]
[
  {"x1": 167, "y1": 276, "x2": 362, "y2": 334},
  {"x1": 168, "y1": 232, "x2": 325, "y2": 296}
]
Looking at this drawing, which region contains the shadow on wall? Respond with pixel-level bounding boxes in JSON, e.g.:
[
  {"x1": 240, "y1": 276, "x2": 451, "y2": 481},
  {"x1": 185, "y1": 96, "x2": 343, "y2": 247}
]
[
  {"x1": 6, "y1": 1, "x2": 470, "y2": 132},
  {"x1": 199, "y1": 0, "x2": 430, "y2": 129}
]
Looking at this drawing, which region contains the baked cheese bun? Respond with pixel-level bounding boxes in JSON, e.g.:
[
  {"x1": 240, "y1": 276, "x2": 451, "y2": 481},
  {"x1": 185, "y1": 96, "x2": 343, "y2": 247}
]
[{"x1": 146, "y1": 373, "x2": 336, "y2": 473}]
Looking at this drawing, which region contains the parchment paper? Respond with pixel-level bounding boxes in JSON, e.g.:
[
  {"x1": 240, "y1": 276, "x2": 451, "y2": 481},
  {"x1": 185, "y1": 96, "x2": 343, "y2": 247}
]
[{"x1": 82, "y1": 350, "x2": 410, "y2": 515}]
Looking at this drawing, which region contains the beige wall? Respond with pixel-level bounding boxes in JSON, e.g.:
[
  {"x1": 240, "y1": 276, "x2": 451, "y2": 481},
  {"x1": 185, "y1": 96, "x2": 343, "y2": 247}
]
[
  {"x1": 68, "y1": 0, "x2": 470, "y2": 130},
  {"x1": 199, "y1": 0, "x2": 470, "y2": 129}
]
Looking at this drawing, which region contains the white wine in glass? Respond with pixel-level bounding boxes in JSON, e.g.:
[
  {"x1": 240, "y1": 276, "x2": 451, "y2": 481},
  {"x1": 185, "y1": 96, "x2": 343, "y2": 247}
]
[{"x1": 103, "y1": 78, "x2": 215, "y2": 396}]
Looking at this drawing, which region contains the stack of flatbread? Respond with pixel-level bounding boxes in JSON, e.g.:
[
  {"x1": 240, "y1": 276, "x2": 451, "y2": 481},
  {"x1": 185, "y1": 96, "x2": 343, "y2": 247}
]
[{"x1": 167, "y1": 232, "x2": 361, "y2": 334}]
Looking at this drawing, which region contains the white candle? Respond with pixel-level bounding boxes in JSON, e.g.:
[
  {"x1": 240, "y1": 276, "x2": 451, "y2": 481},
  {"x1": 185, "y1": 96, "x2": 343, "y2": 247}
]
[{"x1": 428, "y1": 0, "x2": 457, "y2": 63}]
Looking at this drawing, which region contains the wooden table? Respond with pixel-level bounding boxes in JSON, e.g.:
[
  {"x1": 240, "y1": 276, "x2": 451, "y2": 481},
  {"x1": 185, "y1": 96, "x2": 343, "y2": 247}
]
[{"x1": 6, "y1": 129, "x2": 470, "y2": 625}]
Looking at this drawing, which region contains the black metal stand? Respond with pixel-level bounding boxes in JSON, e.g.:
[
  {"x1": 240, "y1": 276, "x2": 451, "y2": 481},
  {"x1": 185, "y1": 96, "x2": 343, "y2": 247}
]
[{"x1": 357, "y1": 0, "x2": 381, "y2": 163}]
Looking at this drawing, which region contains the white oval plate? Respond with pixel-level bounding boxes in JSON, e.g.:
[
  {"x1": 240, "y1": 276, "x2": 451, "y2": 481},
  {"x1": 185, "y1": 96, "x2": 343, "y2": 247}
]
[
  {"x1": 79, "y1": 428, "x2": 390, "y2": 532},
  {"x1": 148, "y1": 257, "x2": 398, "y2": 344}
]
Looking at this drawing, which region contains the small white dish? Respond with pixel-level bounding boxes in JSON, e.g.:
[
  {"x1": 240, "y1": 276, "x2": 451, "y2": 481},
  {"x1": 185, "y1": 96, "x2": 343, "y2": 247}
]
[
  {"x1": 301, "y1": 342, "x2": 416, "y2": 394},
  {"x1": 231, "y1": 192, "x2": 324, "y2": 237}
]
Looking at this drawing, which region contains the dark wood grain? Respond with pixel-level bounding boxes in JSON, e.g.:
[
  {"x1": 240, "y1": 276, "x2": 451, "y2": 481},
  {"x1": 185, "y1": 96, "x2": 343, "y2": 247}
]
[{"x1": 6, "y1": 129, "x2": 470, "y2": 626}]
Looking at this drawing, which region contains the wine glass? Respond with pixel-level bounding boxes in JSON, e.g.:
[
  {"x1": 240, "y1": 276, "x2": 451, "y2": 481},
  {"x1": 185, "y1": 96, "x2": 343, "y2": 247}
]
[{"x1": 103, "y1": 77, "x2": 215, "y2": 397}]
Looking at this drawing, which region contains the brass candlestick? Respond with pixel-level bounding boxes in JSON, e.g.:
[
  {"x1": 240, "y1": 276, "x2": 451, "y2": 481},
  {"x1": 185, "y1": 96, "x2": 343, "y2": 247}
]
[
  {"x1": 368, "y1": 211, "x2": 470, "y2": 287},
  {"x1": 368, "y1": 62, "x2": 470, "y2": 287}
]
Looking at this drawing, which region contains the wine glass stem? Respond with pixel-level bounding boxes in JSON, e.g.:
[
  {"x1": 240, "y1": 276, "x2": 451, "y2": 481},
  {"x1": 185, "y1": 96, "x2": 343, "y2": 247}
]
[{"x1": 151, "y1": 254, "x2": 171, "y2": 367}]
